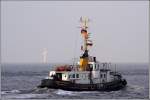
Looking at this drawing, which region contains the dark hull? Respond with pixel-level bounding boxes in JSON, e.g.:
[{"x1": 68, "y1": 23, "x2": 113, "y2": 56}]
[{"x1": 38, "y1": 79, "x2": 127, "y2": 91}]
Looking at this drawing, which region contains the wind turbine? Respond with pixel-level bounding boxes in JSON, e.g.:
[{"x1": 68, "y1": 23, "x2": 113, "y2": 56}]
[{"x1": 42, "y1": 48, "x2": 48, "y2": 63}]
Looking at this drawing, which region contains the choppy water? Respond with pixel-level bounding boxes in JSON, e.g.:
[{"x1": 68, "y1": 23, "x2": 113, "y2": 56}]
[{"x1": 1, "y1": 63, "x2": 149, "y2": 99}]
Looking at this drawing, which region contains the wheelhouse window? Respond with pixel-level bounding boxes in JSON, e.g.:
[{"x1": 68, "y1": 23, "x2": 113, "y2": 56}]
[
  {"x1": 72, "y1": 74, "x2": 75, "y2": 78},
  {"x1": 69, "y1": 75, "x2": 71, "y2": 78},
  {"x1": 95, "y1": 64, "x2": 96, "y2": 70},
  {"x1": 104, "y1": 74, "x2": 106, "y2": 78},
  {"x1": 76, "y1": 74, "x2": 79, "y2": 78},
  {"x1": 100, "y1": 74, "x2": 103, "y2": 78}
]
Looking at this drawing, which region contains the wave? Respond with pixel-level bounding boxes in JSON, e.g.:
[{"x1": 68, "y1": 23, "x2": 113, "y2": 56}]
[
  {"x1": 128, "y1": 85, "x2": 144, "y2": 91},
  {"x1": 77, "y1": 91, "x2": 100, "y2": 94},
  {"x1": 120, "y1": 84, "x2": 146, "y2": 96},
  {"x1": 54, "y1": 89, "x2": 76, "y2": 96},
  {"x1": 1, "y1": 90, "x2": 21, "y2": 95},
  {"x1": 54, "y1": 89, "x2": 101, "y2": 96},
  {"x1": 2, "y1": 93, "x2": 49, "y2": 99},
  {"x1": 1, "y1": 88, "x2": 50, "y2": 99}
]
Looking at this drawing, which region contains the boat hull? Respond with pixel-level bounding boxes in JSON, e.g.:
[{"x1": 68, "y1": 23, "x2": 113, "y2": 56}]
[{"x1": 38, "y1": 79, "x2": 127, "y2": 91}]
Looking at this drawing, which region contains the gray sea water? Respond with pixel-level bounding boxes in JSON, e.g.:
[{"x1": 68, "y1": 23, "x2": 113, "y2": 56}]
[{"x1": 1, "y1": 63, "x2": 149, "y2": 99}]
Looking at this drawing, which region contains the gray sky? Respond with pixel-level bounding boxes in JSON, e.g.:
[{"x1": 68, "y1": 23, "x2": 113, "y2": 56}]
[{"x1": 1, "y1": 1, "x2": 149, "y2": 63}]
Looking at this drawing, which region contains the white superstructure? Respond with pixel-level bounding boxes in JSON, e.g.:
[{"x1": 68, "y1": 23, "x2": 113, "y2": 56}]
[{"x1": 48, "y1": 59, "x2": 116, "y2": 84}]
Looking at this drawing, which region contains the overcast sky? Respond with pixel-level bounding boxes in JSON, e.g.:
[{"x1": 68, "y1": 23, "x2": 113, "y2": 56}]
[{"x1": 1, "y1": 1, "x2": 149, "y2": 63}]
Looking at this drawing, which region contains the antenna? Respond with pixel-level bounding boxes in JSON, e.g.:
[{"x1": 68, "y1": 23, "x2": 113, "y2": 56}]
[
  {"x1": 42, "y1": 48, "x2": 48, "y2": 63},
  {"x1": 80, "y1": 16, "x2": 90, "y2": 29}
]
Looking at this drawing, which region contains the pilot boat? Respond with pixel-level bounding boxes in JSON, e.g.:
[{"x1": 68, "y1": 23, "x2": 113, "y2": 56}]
[{"x1": 38, "y1": 17, "x2": 127, "y2": 91}]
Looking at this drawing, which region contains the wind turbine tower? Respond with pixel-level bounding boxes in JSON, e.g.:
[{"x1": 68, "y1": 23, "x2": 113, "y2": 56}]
[{"x1": 42, "y1": 48, "x2": 48, "y2": 63}]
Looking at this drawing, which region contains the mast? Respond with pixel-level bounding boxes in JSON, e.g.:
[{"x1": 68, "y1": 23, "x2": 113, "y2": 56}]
[
  {"x1": 79, "y1": 17, "x2": 93, "y2": 71},
  {"x1": 80, "y1": 16, "x2": 89, "y2": 52}
]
